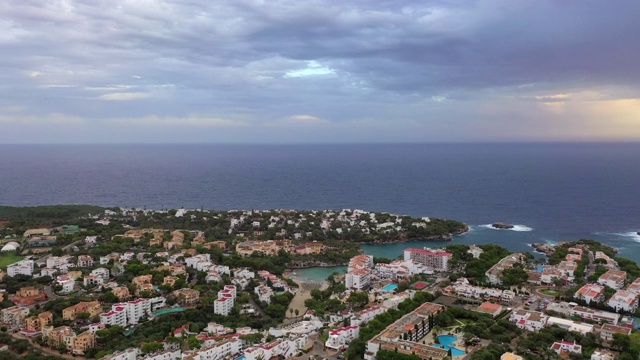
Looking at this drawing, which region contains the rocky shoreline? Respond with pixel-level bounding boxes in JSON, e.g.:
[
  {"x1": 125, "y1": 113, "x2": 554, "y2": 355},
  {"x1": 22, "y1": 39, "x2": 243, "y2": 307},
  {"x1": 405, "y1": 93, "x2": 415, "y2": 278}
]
[
  {"x1": 353, "y1": 224, "x2": 470, "y2": 245},
  {"x1": 531, "y1": 242, "x2": 556, "y2": 255},
  {"x1": 491, "y1": 222, "x2": 514, "y2": 229}
]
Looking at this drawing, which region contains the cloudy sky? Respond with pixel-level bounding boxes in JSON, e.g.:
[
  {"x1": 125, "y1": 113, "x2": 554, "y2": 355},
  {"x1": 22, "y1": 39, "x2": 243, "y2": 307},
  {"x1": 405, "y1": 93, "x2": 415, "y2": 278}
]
[{"x1": 2, "y1": 0, "x2": 640, "y2": 143}]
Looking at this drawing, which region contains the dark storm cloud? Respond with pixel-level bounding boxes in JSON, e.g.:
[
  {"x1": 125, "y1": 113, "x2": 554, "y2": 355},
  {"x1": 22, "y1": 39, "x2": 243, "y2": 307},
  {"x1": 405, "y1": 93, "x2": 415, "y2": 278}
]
[{"x1": 1, "y1": 0, "x2": 639, "y2": 143}]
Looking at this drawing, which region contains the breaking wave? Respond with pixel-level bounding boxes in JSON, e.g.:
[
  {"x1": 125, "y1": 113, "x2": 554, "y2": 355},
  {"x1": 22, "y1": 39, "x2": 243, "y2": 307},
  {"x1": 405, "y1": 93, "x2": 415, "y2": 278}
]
[
  {"x1": 479, "y1": 224, "x2": 533, "y2": 232},
  {"x1": 614, "y1": 231, "x2": 640, "y2": 243}
]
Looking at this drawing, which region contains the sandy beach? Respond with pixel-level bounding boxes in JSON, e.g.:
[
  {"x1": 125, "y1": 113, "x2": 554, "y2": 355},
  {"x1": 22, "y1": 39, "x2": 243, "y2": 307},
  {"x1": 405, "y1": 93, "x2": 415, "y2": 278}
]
[{"x1": 282, "y1": 271, "x2": 328, "y2": 324}]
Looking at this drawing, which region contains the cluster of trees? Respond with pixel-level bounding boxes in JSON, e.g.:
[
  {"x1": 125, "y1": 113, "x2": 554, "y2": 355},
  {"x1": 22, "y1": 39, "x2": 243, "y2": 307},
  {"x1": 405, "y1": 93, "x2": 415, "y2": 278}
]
[
  {"x1": 469, "y1": 343, "x2": 510, "y2": 360},
  {"x1": 464, "y1": 244, "x2": 512, "y2": 278},
  {"x1": 454, "y1": 307, "x2": 521, "y2": 345},
  {"x1": 0, "y1": 332, "x2": 31, "y2": 355},
  {"x1": 516, "y1": 325, "x2": 597, "y2": 360},
  {"x1": 616, "y1": 257, "x2": 640, "y2": 279},
  {"x1": 376, "y1": 350, "x2": 422, "y2": 360},
  {"x1": 305, "y1": 288, "x2": 347, "y2": 318},
  {"x1": 2, "y1": 274, "x2": 52, "y2": 295},
  {"x1": 404, "y1": 218, "x2": 468, "y2": 240},
  {"x1": 501, "y1": 263, "x2": 529, "y2": 286},
  {"x1": 0, "y1": 205, "x2": 103, "y2": 229}
]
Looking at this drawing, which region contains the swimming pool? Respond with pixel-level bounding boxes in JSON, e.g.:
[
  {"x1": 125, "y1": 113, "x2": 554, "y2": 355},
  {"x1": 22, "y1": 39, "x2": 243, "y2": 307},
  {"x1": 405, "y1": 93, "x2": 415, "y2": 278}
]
[
  {"x1": 436, "y1": 335, "x2": 465, "y2": 356},
  {"x1": 154, "y1": 307, "x2": 185, "y2": 316},
  {"x1": 381, "y1": 283, "x2": 398, "y2": 292}
]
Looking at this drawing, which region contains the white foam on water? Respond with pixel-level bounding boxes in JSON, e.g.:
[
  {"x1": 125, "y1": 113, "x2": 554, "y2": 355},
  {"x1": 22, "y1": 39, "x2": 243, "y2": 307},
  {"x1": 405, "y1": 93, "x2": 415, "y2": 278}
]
[
  {"x1": 614, "y1": 231, "x2": 640, "y2": 243},
  {"x1": 479, "y1": 224, "x2": 533, "y2": 232}
]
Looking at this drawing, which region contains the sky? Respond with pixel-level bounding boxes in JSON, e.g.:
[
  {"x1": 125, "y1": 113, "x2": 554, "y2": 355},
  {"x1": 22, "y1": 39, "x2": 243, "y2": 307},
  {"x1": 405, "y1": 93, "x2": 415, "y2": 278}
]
[{"x1": 1, "y1": 0, "x2": 640, "y2": 144}]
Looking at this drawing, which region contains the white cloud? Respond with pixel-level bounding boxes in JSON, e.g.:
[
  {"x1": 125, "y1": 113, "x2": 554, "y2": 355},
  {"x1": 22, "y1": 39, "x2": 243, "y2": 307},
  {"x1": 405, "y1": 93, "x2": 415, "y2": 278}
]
[
  {"x1": 111, "y1": 115, "x2": 247, "y2": 127},
  {"x1": 99, "y1": 92, "x2": 150, "y2": 101},
  {"x1": 285, "y1": 61, "x2": 335, "y2": 78},
  {"x1": 287, "y1": 114, "x2": 331, "y2": 125}
]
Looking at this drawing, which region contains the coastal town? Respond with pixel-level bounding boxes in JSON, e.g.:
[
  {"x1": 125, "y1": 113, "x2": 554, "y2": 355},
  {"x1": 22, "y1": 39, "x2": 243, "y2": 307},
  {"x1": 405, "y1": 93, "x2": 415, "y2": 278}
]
[{"x1": 0, "y1": 206, "x2": 638, "y2": 360}]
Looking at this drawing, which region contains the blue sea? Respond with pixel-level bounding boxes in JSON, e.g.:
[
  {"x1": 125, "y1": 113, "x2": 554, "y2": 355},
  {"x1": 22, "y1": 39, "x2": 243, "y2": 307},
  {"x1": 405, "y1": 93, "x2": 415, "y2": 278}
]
[{"x1": 0, "y1": 143, "x2": 639, "y2": 262}]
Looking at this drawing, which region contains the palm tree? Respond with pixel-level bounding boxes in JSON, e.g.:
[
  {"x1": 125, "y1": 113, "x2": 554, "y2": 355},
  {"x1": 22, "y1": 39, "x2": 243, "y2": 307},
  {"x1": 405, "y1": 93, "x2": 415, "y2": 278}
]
[
  {"x1": 289, "y1": 308, "x2": 294, "y2": 318},
  {"x1": 294, "y1": 309, "x2": 299, "y2": 319}
]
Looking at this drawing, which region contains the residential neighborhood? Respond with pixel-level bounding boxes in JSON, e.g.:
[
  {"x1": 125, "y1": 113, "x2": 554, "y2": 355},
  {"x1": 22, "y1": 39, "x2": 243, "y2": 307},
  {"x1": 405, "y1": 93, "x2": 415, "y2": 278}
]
[{"x1": 0, "y1": 207, "x2": 638, "y2": 360}]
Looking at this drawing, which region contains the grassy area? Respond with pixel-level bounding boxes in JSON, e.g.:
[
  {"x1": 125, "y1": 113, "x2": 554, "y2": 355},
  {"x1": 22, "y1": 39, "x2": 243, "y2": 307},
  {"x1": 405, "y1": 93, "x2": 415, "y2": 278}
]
[
  {"x1": 0, "y1": 252, "x2": 24, "y2": 268},
  {"x1": 540, "y1": 288, "x2": 562, "y2": 296}
]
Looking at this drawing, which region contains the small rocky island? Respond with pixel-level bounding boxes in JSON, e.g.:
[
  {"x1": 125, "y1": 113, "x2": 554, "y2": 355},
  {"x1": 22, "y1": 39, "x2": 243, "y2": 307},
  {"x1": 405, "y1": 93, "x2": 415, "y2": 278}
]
[{"x1": 491, "y1": 222, "x2": 514, "y2": 229}]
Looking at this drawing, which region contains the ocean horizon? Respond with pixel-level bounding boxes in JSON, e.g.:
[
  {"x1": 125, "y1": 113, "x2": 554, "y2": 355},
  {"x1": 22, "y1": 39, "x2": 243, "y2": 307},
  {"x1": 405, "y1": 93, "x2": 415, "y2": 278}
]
[{"x1": 1, "y1": 142, "x2": 639, "y2": 262}]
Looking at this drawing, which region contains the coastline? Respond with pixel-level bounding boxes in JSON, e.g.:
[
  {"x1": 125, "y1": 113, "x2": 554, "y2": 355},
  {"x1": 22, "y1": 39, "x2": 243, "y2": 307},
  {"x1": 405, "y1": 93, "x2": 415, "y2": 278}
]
[{"x1": 351, "y1": 225, "x2": 470, "y2": 245}]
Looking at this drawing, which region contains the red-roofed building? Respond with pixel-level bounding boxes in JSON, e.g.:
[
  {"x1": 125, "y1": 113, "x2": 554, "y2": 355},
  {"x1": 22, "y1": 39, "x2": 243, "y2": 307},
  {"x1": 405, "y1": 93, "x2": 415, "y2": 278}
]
[
  {"x1": 600, "y1": 324, "x2": 632, "y2": 342},
  {"x1": 412, "y1": 281, "x2": 428, "y2": 290},
  {"x1": 326, "y1": 325, "x2": 360, "y2": 350},
  {"x1": 476, "y1": 302, "x2": 504, "y2": 317},
  {"x1": 550, "y1": 340, "x2": 582, "y2": 356},
  {"x1": 575, "y1": 283, "x2": 605, "y2": 304}
]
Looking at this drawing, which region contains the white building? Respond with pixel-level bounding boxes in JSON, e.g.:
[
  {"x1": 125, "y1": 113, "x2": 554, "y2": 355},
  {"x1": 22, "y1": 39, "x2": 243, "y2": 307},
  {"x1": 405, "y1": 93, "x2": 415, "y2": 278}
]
[
  {"x1": 182, "y1": 338, "x2": 241, "y2": 360},
  {"x1": 140, "y1": 348, "x2": 181, "y2": 360},
  {"x1": 231, "y1": 277, "x2": 249, "y2": 289},
  {"x1": 607, "y1": 290, "x2": 639, "y2": 313},
  {"x1": 468, "y1": 245, "x2": 484, "y2": 259},
  {"x1": 211, "y1": 265, "x2": 230, "y2": 276},
  {"x1": 571, "y1": 306, "x2": 619, "y2": 325},
  {"x1": 540, "y1": 267, "x2": 566, "y2": 285},
  {"x1": 626, "y1": 278, "x2": 640, "y2": 295},
  {"x1": 40, "y1": 268, "x2": 57, "y2": 277},
  {"x1": 56, "y1": 275, "x2": 76, "y2": 294},
  {"x1": 546, "y1": 317, "x2": 594, "y2": 335},
  {"x1": 77, "y1": 255, "x2": 94, "y2": 268},
  {"x1": 205, "y1": 322, "x2": 232, "y2": 336},
  {"x1": 84, "y1": 236, "x2": 98, "y2": 246},
  {"x1": 185, "y1": 254, "x2": 210, "y2": 269},
  {"x1": 47, "y1": 256, "x2": 72, "y2": 269},
  {"x1": 100, "y1": 299, "x2": 152, "y2": 326},
  {"x1": 351, "y1": 306, "x2": 388, "y2": 326},
  {"x1": 598, "y1": 270, "x2": 627, "y2": 290},
  {"x1": 7, "y1": 259, "x2": 34, "y2": 277},
  {"x1": 90, "y1": 268, "x2": 111, "y2": 282},
  {"x1": 345, "y1": 269, "x2": 371, "y2": 290},
  {"x1": 574, "y1": 283, "x2": 606, "y2": 304},
  {"x1": 403, "y1": 248, "x2": 452, "y2": 272},
  {"x1": 233, "y1": 268, "x2": 254, "y2": 279},
  {"x1": 590, "y1": 349, "x2": 617, "y2": 360},
  {"x1": 149, "y1": 297, "x2": 166, "y2": 312},
  {"x1": 254, "y1": 285, "x2": 274, "y2": 304},
  {"x1": 101, "y1": 348, "x2": 139, "y2": 360},
  {"x1": 244, "y1": 334, "x2": 308, "y2": 360},
  {"x1": 1, "y1": 306, "x2": 30, "y2": 330},
  {"x1": 550, "y1": 340, "x2": 582, "y2": 356},
  {"x1": 325, "y1": 325, "x2": 359, "y2": 350},
  {"x1": 509, "y1": 310, "x2": 548, "y2": 331},
  {"x1": 382, "y1": 291, "x2": 414, "y2": 309},
  {"x1": 100, "y1": 305, "x2": 127, "y2": 327},
  {"x1": 122, "y1": 298, "x2": 152, "y2": 324},
  {"x1": 83, "y1": 275, "x2": 104, "y2": 287},
  {"x1": 214, "y1": 286, "x2": 237, "y2": 316}
]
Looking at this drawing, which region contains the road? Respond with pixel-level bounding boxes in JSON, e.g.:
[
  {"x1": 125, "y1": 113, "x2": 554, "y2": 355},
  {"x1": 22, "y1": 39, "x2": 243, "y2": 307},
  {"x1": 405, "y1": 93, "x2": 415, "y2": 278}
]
[
  {"x1": 44, "y1": 285, "x2": 63, "y2": 300},
  {"x1": 293, "y1": 333, "x2": 342, "y2": 360},
  {"x1": 11, "y1": 332, "x2": 84, "y2": 360}
]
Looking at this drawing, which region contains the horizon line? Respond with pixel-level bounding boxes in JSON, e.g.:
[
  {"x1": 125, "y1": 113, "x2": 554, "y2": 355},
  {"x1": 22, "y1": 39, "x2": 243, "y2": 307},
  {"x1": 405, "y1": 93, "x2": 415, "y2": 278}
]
[{"x1": 1, "y1": 140, "x2": 640, "y2": 146}]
